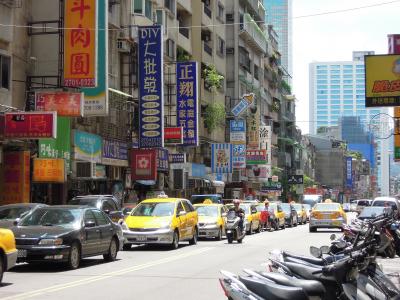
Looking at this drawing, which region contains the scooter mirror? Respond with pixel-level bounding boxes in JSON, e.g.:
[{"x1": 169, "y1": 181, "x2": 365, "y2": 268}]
[
  {"x1": 310, "y1": 246, "x2": 322, "y2": 258},
  {"x1": 330, "y1": 234, "x2": 336, "y2": 241},
  {"x1": 320, "y1": 245, "x2": 330, "y2": 254}
]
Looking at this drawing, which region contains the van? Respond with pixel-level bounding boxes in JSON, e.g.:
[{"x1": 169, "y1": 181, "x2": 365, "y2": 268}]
[{"x1": 302, "y1": 194, "x2": 322, "y2": 208}]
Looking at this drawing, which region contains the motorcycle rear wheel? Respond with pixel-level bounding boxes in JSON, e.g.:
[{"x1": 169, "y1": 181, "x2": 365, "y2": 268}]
[{"x1": 385, "y1": 244, "x2": 396, "y2": 258}]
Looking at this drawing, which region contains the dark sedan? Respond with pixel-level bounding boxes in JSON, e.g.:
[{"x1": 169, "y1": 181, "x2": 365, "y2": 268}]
[
  {"x1": 0, "y1": 203, "x2": 47, "y2": 229},
  {"x1": 281, "y1": 203, "x2": 298, "y2": 227},
  {"x1": 12, "y1": 206, "x2": 123, "y2": 269},
  {"x1": 69, "y1": 195, "x2": 123, "y2": 222}
]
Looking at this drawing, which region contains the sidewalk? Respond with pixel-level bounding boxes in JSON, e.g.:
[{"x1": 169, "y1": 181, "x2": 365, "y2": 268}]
[{"x1": 378, "y1": 257, "x2": 400, "y2": 289}]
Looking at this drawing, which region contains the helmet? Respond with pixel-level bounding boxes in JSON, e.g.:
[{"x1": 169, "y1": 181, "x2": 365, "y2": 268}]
[{"x1": 233, "y1": 199, "x2": 241, "y2": 204}]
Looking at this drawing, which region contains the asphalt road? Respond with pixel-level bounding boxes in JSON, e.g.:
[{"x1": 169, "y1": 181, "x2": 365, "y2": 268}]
[{"x1": 0, "y1": 222, "x2": 345, "y2": 300}]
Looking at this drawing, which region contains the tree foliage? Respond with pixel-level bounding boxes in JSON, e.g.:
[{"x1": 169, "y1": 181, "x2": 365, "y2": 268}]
[{"x1": 204, "y1": 103, "x2": 226, "y2": 133}]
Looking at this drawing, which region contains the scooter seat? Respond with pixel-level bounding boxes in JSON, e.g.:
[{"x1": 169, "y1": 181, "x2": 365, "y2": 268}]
[
  {"x1": 282, "y1": 251, "x2": 325, "y2": 265},
  {"x1": 283, "y1": 261, "x2": 336, "y2": 283},
  {"x1": 258, "y1": 272, "x2": 326, "y2": 297},
  {"x1": 285, "y1": 256, "x2": 325, "y2": 267},
  {"x1": 239, "y1": 275, "x2": 309, "y2": 300}
]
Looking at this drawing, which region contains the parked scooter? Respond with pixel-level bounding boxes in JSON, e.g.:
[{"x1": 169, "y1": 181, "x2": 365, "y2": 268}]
[{"x1": 225, "y1": 210, "x2": 246, "y2": 244}]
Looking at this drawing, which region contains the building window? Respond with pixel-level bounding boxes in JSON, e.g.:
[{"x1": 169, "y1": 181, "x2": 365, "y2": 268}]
[
  {"x1": 343, "y1": 85, "x2": 353, "y2": 89},
  {"x1": 343, "y1": 80, "x2": 353, "y2": 84},
  {"x1": 343, "y1": 90, "x2": 353, "y2": 94},
  {"x1": 344, "y1": 100, "x2": 353, "y2": 104},
  {"x1": 165, "y1": 39, "x2": 175, "y2": 59},
  {"x1": 331, "y1": 75, "x2": 340, "y2": 79},
  {"x1": 317, "y1": 85, "x2": 327, "y2": 89},
  {"x1": 331, "y1": 80, "x2": 340, "y2": 84},
  {"x1": 164, "y1": 0, "x2": 175, "y2": 15},
  {"x1": 145, "y1": 0, "x2": 152, "y2": 19},
  {"x1": 217, "y1": 2, "x2": 224, "y2": 22},
  {"x1": 254, "y1": 64, "x2": 259, "y2": 80},
  {"x1": 343, "y1": 74, "x2": 353, "y2": 78},
  {"x1": 330, "y1": 65, "x2": 340, "y2": 69},
  {"x1": 317, "y1": 79, "x2": 327, "y2": 84},
  {"x1": 331, "y1": 90, "x2": 340, "y2": 94},
  {"x1": 344, "y1": 65, "x2": 353, "y2": 69},
  {"x1": 331, "y1": 105, "x2": 340, "y2": 109},
  {"x1": 316, "y1": 65, "x2": 327, "y2": 69},
  {"x1": 331, "y1": 100, "x2": 340, "y2": 104},
  {"x1": 317, "y1": 70, "x2": 327, "y2": 75},
  {"x1": 133, "y1": 0, "x2": 152, "y2": 19},
  {"x1": 330, "y1": 85, "x2": 340, "y2": 89},
  {"x1": 217, "y1": 36, "x2": 225, "y2": 57},
  {"x1": 344, "y1": 95, "x2": 353, "y2": 99},
  {"x1": 343, "y1": 69, "x2": 353, "y2": 74},
  {"x1": 0, "y1": 55, "x2": 10, "y2": 90},
  {"x1": 330, "y1": 70, "x2": 340, "y2": 74},
  {"x1": 239, "y1": 47, "x2": 250, "y2": 72},
  {"x1": 331, "y1": 95, "x2": 340, "y2": 99},
  {"x1": 133, "y1": 0, "x2": 143, "y2": 13},
  {"x1": 317, "y1": 95, "x2": 328, "y2": 100}
]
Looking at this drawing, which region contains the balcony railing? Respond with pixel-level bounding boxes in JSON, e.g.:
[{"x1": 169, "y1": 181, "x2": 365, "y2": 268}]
[
  {"x1": 204, "y1": 42, "x2": 212, "y2": 56},
  {"x1": 204, "y1": 4, "x2": 212, "y2": 18},
  {"x1": 239, "y1": 13, "x2": 267, "y2": 54}
]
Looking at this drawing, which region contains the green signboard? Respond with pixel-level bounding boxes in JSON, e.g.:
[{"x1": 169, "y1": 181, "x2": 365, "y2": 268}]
[{"x1": 39, "y1": 117, "x2": 71, "y2": 173}]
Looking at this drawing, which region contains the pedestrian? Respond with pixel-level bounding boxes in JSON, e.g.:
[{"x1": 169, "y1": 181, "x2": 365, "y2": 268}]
[{"x1": 263, "y1": 199, "x2": 270, "y2": 230}]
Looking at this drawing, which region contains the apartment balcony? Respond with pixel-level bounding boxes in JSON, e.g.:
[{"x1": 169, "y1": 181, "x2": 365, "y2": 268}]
[
  {"x1": 202, "y1": 41, "x2": 213, "y2": 64},
  {"x1": 178, "y1": 27, "x2": 192, "y2": 54},
  {"x1": 202, "y1": 2, "x2": 212, "y2": 26},
  {"x1": 177, "y1": 0, "x2": 192, "y2": 14},
  {"x1": 239, "y1": 0, "x2": 265, "y2": 22},
  {"x1": 239, "y1": 13, "x2": 267, "y2": 54}
]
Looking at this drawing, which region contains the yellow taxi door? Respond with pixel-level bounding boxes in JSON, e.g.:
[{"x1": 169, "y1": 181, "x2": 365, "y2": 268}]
[{"x1": 176, "y1": 201, "x2": 188, "y2": 239}]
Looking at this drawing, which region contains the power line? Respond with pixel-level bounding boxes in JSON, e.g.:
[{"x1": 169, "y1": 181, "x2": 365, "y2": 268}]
[{"x1": 0, "y1": 0, "x2": 399, "y2": 31}]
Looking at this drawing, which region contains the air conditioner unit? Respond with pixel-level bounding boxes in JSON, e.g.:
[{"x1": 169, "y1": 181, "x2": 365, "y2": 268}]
[
  {"x1": 117, "y1": 39, "x2": 130, "y2": 53},
  {"x1": 226, "y1": 47, "x2": 234, "y2": 55},
  {"x1": 226, "y1": 13, "x2": 234, "y2": 22},
  {"x1": 74, "y1": 161, "x2": 96, "y2": 178}
]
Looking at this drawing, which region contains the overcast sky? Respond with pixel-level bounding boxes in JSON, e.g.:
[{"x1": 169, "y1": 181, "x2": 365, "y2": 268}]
[{"x1": 292, "y1": 0, "x2": 400, "y2": 133}]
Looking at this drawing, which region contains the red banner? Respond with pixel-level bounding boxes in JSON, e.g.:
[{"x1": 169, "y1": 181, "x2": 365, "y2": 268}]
[
  {"x1": 131, "y1": 149, "x2": 157, "y2": 180},
  {"x1": 35, "y1": 91, "x2": 84, "y2": 117},
  {"x1": 164, "y1": 127, "x2": 183, "y2": 144},
  {"x1": 4, "y1": 112, "x2": 57, "y2": 139}
]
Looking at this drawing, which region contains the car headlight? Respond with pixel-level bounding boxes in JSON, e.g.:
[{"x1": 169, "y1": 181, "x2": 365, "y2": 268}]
[{"x1": 39, "y1": 238, "x2": 63, "y2": 246}]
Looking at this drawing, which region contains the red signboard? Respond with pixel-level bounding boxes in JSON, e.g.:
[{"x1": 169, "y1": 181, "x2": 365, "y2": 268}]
[
  {"x1": 164, "y1": 127, "x2": 183, "y2": 145},
  {"x1": 4, "y1": 112, "x2": 57, "y2": 139},
  {"x1": 35, "y1": 91, "x2": 84, "y2": 117},
  {"x1": 131, "y1": 149, "x2": 157, "y2": 180}
]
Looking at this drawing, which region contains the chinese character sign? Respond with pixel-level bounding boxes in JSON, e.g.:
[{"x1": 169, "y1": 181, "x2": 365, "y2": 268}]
[
  {"x1": 157, "y1": 148, "x2": 169, "y2": 172},
  {"x1": 36, "y1": 91, "x2": 84, "y2": 117},
  {"x1": 233, "y1": 144, "x2": 246, "y2": 169},
  {"x1": 131, "y1": 149, "x2": 157, "y2": 180},
  {"x1": 33, "y1": 158, "x2": 66, "y2": 183},
  {"x1": 4, "y1": 112, "x2": 57, "y2": 139},
  {"x1": 246, "y1": 149, "x2": 267, "y2": 165},
  {"x1": 39, "y1": 117, "x2": 71, "y2": 173},
  {"x1": 247, "y1": 109, "x2": 260, "y2": 148},
  {"x1": 169, "y1": 153, "x2": 186, "y2": 163},
  {"x1": 230, "y1": 120, "x2": 246, "y2": 144},
  {"x1": 211, "y1": 143, "x2": 233, "y2": 173},
  {"x1": 259, "y1": 125, "x2": 272, "y2": 165},
  {"x1": 64, "y1": 0, "x2": 97, "y2": 87},
  {"x1": 138, "y1": 25, "x2": 164, "y2": 148},
  {"x1": 395, "y1": 107, "x2": 400, "y2": 161},
  {"x1": 73, "y1": 130, "x2": 102, "y2": 163},
  {"x1": 176, "y1": 62, "x2": 199, "y2": 146},
  {"x1": 346, "y1": 157, "x2": 353, "y2": 188},
  {"x1": 102, "y1": 139, "x2": 128, "y2": 167}
]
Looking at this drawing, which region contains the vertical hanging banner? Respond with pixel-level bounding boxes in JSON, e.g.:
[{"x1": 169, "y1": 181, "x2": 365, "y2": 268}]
[
  {"x1": 394, "y1": 107, "x2": 400, "y2": 161},
  {"x1": 346, "y1": 157, "x2": 353, "y2": 188},
  {"x1": 138, "y1": 25, "x2": 164, "y2": 148},
  {"x1": 64, "y1": 0, "x2": 97, "y2": 87},
  {"x1": 176, "y1": 62, "x2": 199, "y2": 146},
  {"x1": 247, "y1": 109, "x2": 260, "y2": 148},
  {"x1": 259, "y1": 125, "x2": 272, "y2": 165},
  {"x1": 211, "y1": 143, "x2": 233, "y2": 173},
  {"x1": 81, "y1": 0, "x2": 109, "y2": 116}
]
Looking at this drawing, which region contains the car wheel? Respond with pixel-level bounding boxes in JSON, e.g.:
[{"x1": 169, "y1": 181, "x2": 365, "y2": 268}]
[
  {"x1": 216, "y1": 227, "x2": 223, "y2": 241},
  {"x1": 170, "y1": 230, "x2": 179, "y2": 250},
  {"x1": 189, "y1": 228, "x2": 198, "y2": 245},
  {"x1": 123, "y1": 243, "x2": 132, "y2": 251},
  {"x1": 309, "y1": 227, "x2": 316, "y2": 233},
  {"x1": 67, "y1": 242, "x2": 81, "y2": 270},
  {"x1": 0, "y1": 255, "x2": 4, "y2": 284},
  {"x1": 103, "y1": 237, "x2": 118, "y2": 262},
  {"x1": 227, "y1": 236, "x2": 233, "y2": 244},
  {"x1": 248, "y1": 222, "x2": 253, "y2": 235}
]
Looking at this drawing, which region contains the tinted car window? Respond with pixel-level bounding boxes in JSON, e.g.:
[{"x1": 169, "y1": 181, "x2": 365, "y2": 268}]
[
  {"x1": 372, "y1": 201, "x2": 398, "y2": 211},
  {"x1": 92, "y1": 209, "x2": 109, "y2": 225},
  {"x1": 84, "y1": 210, "x2": 96, "y2": 223},
  {"x1": 102, "y1": 200, "x2": 115, "y2": 212},
  {"x1": 190, "y1": 195, "x2": 221, "y2": 204},
  {"x1": 70, "y1": 197, "x2": 100, "y2": 209},
  {"x1": 176, "y1": 202, "x2": 185, "y2": 214},
  {"x1": 182, "y1": 200, "x2": 194, "y2": 212},
  {"x1": 357, "y1": 200, "x2": 371, "y2": 206},
  {"x1": 20, "y1": 208, "x2": 82, "y2": 228},
  {"x1": 0, "y1": 207, "x2": 31, "y2": 220}
]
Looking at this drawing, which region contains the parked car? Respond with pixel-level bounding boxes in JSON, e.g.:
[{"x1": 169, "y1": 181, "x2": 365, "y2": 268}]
[
  {"x1": 292, "y1": 203, "x2": 308, "y2": 224},
  {"x1": 0, "y1": 203, "x2": 48, "y2": 229},
  {"x1": 122, "y1": 196, "x2": 198, "y2": 250},
  {"x1": 357, "y1": 206, "x2": 392, "y2": 221},
  {"x1": 190, "y1": 194, "x2": 222, "y2": 204},
  {"x1": 309, "y1": 202, "x2": 347, "y2": 232},
  {"x1": 342, "y1": 203, "x2": 351, "y2": 213},
  {"x1": 12, "y1": 206, "x2": 123, "y2": 269},
  {"x1": 0, "y1": 228, "x2": 17, "y2": 283},
  {"x1": 240, "y1": 203, "x2": 261, "y2": 234},
  {"x1": 122, "y1": 203, "x2": 137, "y2": 220},
  {"x1": 69, "y1": 195, "x2": 123, "y2": 222},
  {"x1": 353, "y1": 199, "x2": 373, "y2": 214},
  {"x1": 372, "y1": 197, "x2": 400, "y2": 218},
  {"x1": 281, "y1": 203, "x2": 298, "y2": 227},
  {"x1": 268, "y1": 202, "x2": 286, "y2": 230},
  {"x1": 194, "y1": 204, "x2": 227, "y2": 240}
]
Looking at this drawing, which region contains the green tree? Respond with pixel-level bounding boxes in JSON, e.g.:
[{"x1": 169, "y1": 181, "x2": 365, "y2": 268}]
[{"x1": 204, "y1": 103, "x2": 226, "y2": 133}]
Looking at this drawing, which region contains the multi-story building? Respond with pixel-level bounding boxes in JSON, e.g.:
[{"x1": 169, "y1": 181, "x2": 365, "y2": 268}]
[
  {"x1": 263, "y1": 0, "x2": 292, "y2": 79},
  {"x1": 309, "y1": 51, "x2": 389, "y2": 195}
]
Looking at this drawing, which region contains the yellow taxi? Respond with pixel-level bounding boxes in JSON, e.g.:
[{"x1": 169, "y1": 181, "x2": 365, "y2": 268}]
[
  {"x1": 194, "y1": 203, "x2": 227, "y2": 240},
  {"x1": 268, "y1": 202, "x2": 286, "y2": 230},
  {"x1": 240, "y1": 203, "x2": 261, "y2": 234},
  {"x1": 309, "y1": 202, "x2": 347, "y2": 232},
  {"x1": 0, "y1": 228, "x2": 17, "y2": 283},
  {"x1": 292, "y1": 203, "x2": 308, "y2": 224},
  {"x1": 122, "y1": 195, "x2": 198, "y2": 250}
]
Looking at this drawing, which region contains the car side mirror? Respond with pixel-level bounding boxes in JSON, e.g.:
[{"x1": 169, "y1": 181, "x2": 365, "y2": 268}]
[
  {"x1": 85, "y1": 220, "x2": 96, "y2": 228},
  {"x1": 13, "y1": 218, "x2": 20, "y2": 226}
]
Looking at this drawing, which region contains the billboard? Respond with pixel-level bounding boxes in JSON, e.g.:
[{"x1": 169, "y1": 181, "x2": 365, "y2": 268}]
[
  {"x1": 64, "y1": 0, "x2": 97, "y2": 87},
  {"x1": 35, "y1": 91, "x2": 84, "y2": 117},
  {"x1": 232, "y1": 144, "x2": 246, "y2": 169},
  {"x1": 131, "y1": 149, "x2": 157, "y2": 180},
  {"x1": 365, "y1": 54, "x2": 400, "y2": 107},
  {"x1": 4, "y1": 112, "x2": 57, "y2": 139},
  {"x1": 81, "y1": 0, "x2": 109, "y2": 116},
  {"x1": 259, "y1": 125, "x2": 272, "y2": 165},
  {"x1": 246, "y1": 149, "x2": 267, "y2": 165},
  {"x1": 164, "y1": 127, "x2": 183, "y2": 145},
  {"x1": 230, "y1": 120, "x2": 246, "y2": 144},
  {"x1": 211, "y1": 143, "x2": 233, "y2": 173},
  {"x1": 138, "y1": 25, "x2": 164, "y2": 148},
  {"x1": 33, "y1": 158, "x2": 66, "y2": 183},
  {"x1": 157, "y1": 148, "x2": 169, "y2": 172},
  {"x1": 176, "y1": 62, "x2": 199, "y2": 146},
  {"x1": 73, "y1": 130, "x2": 102, "y2": 163},
  {"x1": 102, "y1": 139, "x2": 128, "y2": 167}
]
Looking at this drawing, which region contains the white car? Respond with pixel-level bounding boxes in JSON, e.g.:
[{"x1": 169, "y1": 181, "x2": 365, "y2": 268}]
[{"x1": 372, "y1": 197, "x2": 400, "y2": 217}]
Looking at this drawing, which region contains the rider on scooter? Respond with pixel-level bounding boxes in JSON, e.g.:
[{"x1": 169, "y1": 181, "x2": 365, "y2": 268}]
[{"x1": 229, "y1": 198, "x2": 245, "y2": 233}]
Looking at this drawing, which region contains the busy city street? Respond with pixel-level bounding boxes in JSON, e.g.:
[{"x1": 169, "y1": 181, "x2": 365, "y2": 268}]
[{"x1": 0, "y1": 220, "x2": 353, "y2": 300}]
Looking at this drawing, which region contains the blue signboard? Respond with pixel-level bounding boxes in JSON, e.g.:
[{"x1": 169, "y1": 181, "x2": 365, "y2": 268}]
[
  {"x1": 230, "y1": 120, "x2": 246, "y2": 132},
  {"x1": 211, "y1": 143, "x2": 233, "y2": 173},
  {"x1": 157, "y1": 148, "x2": 169, "y2": 172},
  {"x1": 346, "y1": 157, "x2": 353, "y2": 188},
  {"x1": 138, "y1": 25, "x2": 164, "y2": 148},
  {"x1": 73, "y1": 130, "x2": 102, "y2": 163},
  {"x1": 169, "y1": 153, "x2": 186, "y2": 164},
  {"x1": 232, "y1": 144, "x2": 246, "y2": 169},
  {"x1": 176, "y1": 62, "x2": 198, "y2": 146},
  {"x1": 231, "y1": 99, "x2": 249, "y2": 117},
  {"x1": 230, "y1": 119, "x2": 246, "y2": 144}
]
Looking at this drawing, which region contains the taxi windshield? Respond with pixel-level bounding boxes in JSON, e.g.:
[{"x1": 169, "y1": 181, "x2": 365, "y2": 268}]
[
  {"x1": 195, "y1": 206, "x2": 218, "y2": 217},
  {"x1": 132, "y1": 202, "x2": 175, "y2": 217},
  {"x1": 314, "y1": 203, "x2": 340, "y2": 211}
]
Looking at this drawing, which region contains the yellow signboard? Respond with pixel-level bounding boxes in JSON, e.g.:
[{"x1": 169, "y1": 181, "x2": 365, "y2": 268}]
[
  {"x1": 64, "y1": 0, "x2": 97, "y2": 87},
  {"x1": 33, "y1": 158, "x2": 66, "y2": 183},
  {"x1": 365, "y1": 54, "x2": 400, "y2": 107}
]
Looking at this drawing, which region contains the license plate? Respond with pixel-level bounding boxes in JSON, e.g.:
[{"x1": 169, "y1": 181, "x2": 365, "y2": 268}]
[
  {"x1": 18, "y1": 249, "x2": 27, "y2": 258},
  {"x1": 136, "y1": 236, "x2": 146, "y2": 242}
]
